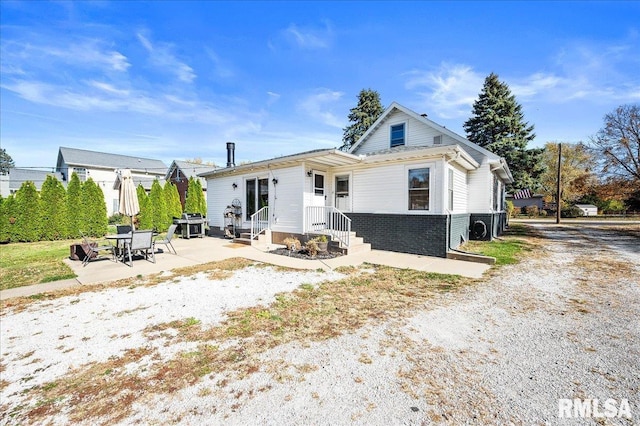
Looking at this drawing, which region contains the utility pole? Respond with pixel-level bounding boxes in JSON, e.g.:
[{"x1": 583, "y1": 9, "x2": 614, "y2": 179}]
[{"x1": 556, "y1": 143, "x2": 562, "y2": 224}]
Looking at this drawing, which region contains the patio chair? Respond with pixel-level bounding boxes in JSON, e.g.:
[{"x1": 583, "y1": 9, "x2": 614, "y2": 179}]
[
  {"x1": 80, "y1": 233, "x2": 115, "y2": 266},
  {"x1": 154, "y1": 224, "x2": 178, "y2": 254},
  {"x1": 116, "y1": 225, "x2": 132, "y2": 234},
  {"x1": 123, "y1": 230, "x2": 155, "y2": 267}
]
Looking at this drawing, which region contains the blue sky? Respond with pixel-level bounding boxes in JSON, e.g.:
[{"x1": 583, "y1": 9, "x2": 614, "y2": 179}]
[{"x1": 1, "y1": 1, "x2": 639, "y2": 171}]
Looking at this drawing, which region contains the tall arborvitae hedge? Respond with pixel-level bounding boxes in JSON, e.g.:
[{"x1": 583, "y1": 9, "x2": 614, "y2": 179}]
[
  {"x1": 164, "y1": 181, "x2": 182, "y2": 224},
  {"x1": 185, "y1": 177, "x2": 206, "y2": 216},
  {"x1": 196, "y1": 179, "x2": 207, "y2": 217},
  {"x1": 66, "y1": 173, "x2": 82, "y2": 238},
  {"x1": 79, "y1": 178, "x2": 108, "y2": 237},
  {"x1": 0, "y1": 195, "x2": 14, "y2": 243},
  {"x1": 14, "y1": 181, "x2": 41, "y2": 242},
  {"x1": 136, "y1": 184, "x2": 153, "y2": 230},
  {"x1": 149, "y1": 179, "x2": 168, "y2": 232},
  {"x1": 40, "y1": 175, "x2": 68, "y2": 240}
]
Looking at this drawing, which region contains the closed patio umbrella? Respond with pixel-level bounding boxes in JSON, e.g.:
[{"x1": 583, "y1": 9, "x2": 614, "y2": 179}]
[{"x1": 118, "y1": 169, "x2": 140, "y2": 230}]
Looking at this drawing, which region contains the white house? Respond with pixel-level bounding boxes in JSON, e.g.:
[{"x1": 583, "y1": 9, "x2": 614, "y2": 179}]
[
  {"x1": 0, "y1": 168, "x2": 66, "y2": 197},
  {"x1": 201, "y1": 102, "x2": 513, "y2": 258},
  {"x1": 56, "y1": 147, "x2": 167, "y2": 216}
]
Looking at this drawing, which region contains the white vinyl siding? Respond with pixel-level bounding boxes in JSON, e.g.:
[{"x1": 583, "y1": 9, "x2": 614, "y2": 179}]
[
  {"x1": 467, "y1": 160, "x2": 493, "y2": 213},
  {"x1": 449, "y1": 164, "x2": 467, "y2": 213},
  {"x1": 206, "y1": 165, "x2": 304, "y2": 232},
  {"x1": 207, "y1": 175, "x2": 239, "y2": 229},
  {"x1": 353, "y1": 109, "x2": 462, "y2": 155},
  {"x1": 269, "y1": 165, "x2": 304, "y2": 233},
  {"x1": 350, "y1": 160, "x2": 442, "y2": 214}
]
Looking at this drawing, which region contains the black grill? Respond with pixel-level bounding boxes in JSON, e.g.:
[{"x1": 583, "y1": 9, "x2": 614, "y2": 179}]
[{"x1": 174, "y1": 213, "x2": 206, "y2": 239}]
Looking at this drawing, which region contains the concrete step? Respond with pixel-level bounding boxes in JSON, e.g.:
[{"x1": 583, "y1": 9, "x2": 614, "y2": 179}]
[
  {"x1": 233, "y1": 237, "x2": 252, "y2": 246},
  {"x1": 446, "y1": 250, "x2": 495, "y2": 265},
  {"x1": 346, "y1": 242, "x2": 371, "y2": 256}
]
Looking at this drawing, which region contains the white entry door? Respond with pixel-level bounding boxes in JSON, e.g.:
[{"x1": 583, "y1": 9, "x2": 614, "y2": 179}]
[{"x1": 312, "y1": 172, "x2": 326, "y2": 207}]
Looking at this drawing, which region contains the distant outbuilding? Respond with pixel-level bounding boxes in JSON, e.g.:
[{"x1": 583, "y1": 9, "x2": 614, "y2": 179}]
[{"x1": 575, "y1": 204, "x2": 598, "y2": 216}]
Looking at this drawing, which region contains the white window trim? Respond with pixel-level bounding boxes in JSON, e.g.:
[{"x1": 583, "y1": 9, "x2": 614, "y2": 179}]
[
  {"x1": 405, "y1": 163, "x2": 434, "y2": 213},
  {"x1": 333, "y1": 172, "x2": 352, "y2": 212},
  {"x1": 389, "y1": 121, "x2": 408, "y2": 148}
]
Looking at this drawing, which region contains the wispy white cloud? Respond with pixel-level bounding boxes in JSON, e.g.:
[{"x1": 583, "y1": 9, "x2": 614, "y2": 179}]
[
  {"x1": 298, "y1": 88, "x2": 344, "y2": 128},
  {"x1": 267, "y1": 91, "x2": 281, "y2": 105},
  {"x1": 205, "y1": 48, "x2": 234, "y2": 79},
  {"x1": 404, "y1": 63, "x2": 484, "y2": 119},
  {"x1": 272, "y1": 20, "x2": 333, "y2": 50},
  {"x1": 136, "y1": 31, "x2": 196, "y2": 83},
  {"x1": 88, "y1": 80, "x2": 130, "y2": 96},
  {"x1": 405, "y1": 37, "x2": 640, "y2": 120},
  {"x1": 1, "y1": 37, "x2": 130, "y2": 73}
]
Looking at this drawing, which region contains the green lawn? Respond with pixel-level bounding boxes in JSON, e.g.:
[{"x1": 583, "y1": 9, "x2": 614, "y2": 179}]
[
  {"x1": 461, "y1": 223, "x2": 534, "y2": 266},
  {"x1": 0, "y1": 240, "x2": 77, "y2": 290}
]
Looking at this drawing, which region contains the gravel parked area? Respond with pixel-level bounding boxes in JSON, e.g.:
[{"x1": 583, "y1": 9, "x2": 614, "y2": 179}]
[{"x1": 1, "y1": 224, "x2": 638, "y2": 425}]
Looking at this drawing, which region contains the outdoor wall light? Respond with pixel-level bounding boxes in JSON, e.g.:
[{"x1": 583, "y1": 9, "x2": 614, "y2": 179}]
[
  {"x1": 272, "y1": 178, "x2": 278, "y2": 185},
  {"x1": 306, "y1": 170, "x2": 313, "y2": 177},
  {"x1": 232, "y1": 182, "x2": 238, "y2": 189}
]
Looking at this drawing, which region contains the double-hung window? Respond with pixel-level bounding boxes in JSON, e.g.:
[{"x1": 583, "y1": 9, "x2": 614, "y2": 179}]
[
  {"x1": 408, "y1": 168, "x2": 430, "y2": 210},
  {"x1": 390, "y1": 123, "x2": 405, "y2": 147}
]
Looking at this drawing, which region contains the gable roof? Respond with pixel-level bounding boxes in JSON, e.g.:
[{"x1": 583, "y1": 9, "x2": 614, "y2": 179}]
[
  {"x1": 348, "y1": 102, "x2": 512, "y2": 182},
  {"x1": 56, "y1": 147, "x2": 167, "y2": 175},
  {"x1": 199, "y1": 148, "x2": 361, "y2": 178},
  {"x1": 2, "y1": 168, "x2": 66, "y2": 192},
  {"x1": 165, "y1": 160, "x2": 217, "y2": 180}
]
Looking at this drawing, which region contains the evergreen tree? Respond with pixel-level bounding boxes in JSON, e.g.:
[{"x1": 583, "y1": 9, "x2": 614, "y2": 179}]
[
  {"x1": 136, "y1": 184, "x2": 153, "y2": 230},
  {"x1": 340, "y1": 89, "x2": 384, "y2": 151},
  {"x1": 66, "y1": 173, "x2": 82, "y2": 238},
  {"x1": 0, "y1": 195, "x2": 13, "y2": 242},
  {"x1": 0, "y1": 148, "x2": 14, "y2": 174},
  {"x1": 40, "y1": 175, "x2": 68, "y2": 240},
  {"x1": 79, "y1": 178, "x2": 108, "y2": 237},
  {"x1": 149, "y1": 179, "x2": 168, "y2": 232},
  {"x1": 184, "y1": 177, "x2": 199, "y2": 213},
  {"x1": 195, "y1": 179, "x2": 207, "y2": 216},
  {"x1": 14, "y1": 181, "x2": 41, "y2": 241},
  {"x1": 164, "y1": 181, "x2": 183, "y2": 223},
  {"x1": 463, "y1": 73, "x2": 543, "y2": 190}
]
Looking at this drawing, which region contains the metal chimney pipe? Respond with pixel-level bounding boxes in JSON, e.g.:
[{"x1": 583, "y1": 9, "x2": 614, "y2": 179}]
[{"x1": 226, "y1": 142, "x2": 235, "y2": 168}]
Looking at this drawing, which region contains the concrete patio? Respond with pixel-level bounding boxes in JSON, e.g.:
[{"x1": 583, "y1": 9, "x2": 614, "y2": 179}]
[{"x1": 1, "y1": 235, "x2": 491, "y2": 300}]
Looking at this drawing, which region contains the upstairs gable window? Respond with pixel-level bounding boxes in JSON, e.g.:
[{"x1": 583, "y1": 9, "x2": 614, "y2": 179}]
[{"x1": 390, "y1": 123, "x2": 405, "y2": 147}]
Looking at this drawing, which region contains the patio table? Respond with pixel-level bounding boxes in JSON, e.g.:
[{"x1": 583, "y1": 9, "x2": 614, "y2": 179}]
[{"x1": 105, "y1": 233, "x2": 132, "y2": 261}]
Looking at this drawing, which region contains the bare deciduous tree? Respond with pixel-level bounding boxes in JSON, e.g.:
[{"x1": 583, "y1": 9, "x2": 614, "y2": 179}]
[{"x1": 589, "y1": 104, "x2": 640, "y2": 183}]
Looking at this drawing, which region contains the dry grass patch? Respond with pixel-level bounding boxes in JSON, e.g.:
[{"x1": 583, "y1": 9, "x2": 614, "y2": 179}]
[
  {"x1": 9, "y1": 264, "x2": 472, "y2": 424},
  {"x1": 0, "y1": 258, "x2": 258, "y2": 315}
]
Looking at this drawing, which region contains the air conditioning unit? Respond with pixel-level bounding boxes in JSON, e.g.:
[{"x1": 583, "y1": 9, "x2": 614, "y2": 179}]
[{"x1": 433, "y1": 135, "x2": 442, "y2": 145}]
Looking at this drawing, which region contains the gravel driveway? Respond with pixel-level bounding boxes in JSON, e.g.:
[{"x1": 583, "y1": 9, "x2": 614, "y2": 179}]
[{"x1": 1, "y1": 224, "x2": 638, "y2": 425}]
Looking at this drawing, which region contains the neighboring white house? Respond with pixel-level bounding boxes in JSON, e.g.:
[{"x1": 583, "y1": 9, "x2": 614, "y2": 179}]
[
  {"x1": 575, "y1": 204, "x2": 598, "y2": 216},
  {"x1": 56, "y1": 147, "x2": 167, "y2": 216},
  {"x1": 0, "y1": 168, "x2": 66, "y2": 197},
  {"x1": 200, "y1": 102, "x2": 513, "y2": 258}
]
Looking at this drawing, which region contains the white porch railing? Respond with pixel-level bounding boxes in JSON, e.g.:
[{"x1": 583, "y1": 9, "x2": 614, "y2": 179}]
[
  {"x1": 305, "y1": 206, "x2": 351, "y2": 248},
  {"x1": 250, "y1": 206, "x2": 269, "y2": 240}
]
